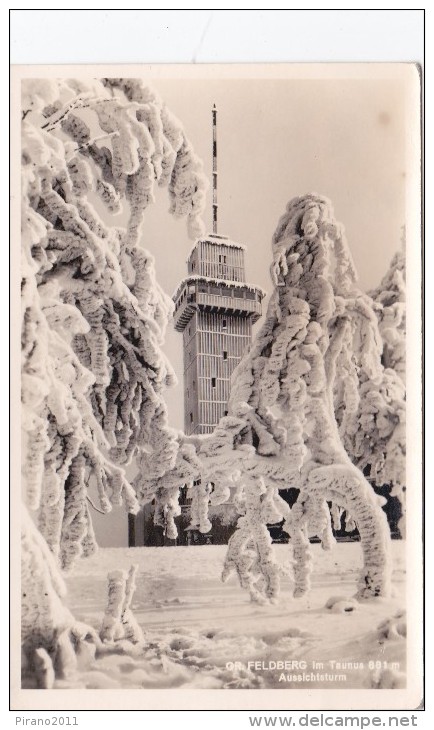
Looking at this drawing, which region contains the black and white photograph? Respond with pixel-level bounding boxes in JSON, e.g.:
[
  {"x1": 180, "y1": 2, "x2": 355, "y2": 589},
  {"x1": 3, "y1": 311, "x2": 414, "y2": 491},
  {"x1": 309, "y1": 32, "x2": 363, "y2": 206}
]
[{"x1": 11, "y1": 62, "x2": 422, "y2": 710}]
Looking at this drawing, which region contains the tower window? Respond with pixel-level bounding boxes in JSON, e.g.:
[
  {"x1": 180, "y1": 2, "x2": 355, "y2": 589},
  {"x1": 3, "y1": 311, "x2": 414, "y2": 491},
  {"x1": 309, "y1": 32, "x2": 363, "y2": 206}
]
[
  {"x1": 224, "y1": 410, "x2": 228, "y2": 416},
  {"x1": 190, "y1": 412, "x2": 193, "y2": 423},
  {"x1": 211, "y1": 377, "x2": 216, "y2": 388},
  {"x1": 223, "y1": 351, "x2": 228, "y2": 360},
  {"x1": 222, "y1": 319, "x2": 227, "y2": 329}
]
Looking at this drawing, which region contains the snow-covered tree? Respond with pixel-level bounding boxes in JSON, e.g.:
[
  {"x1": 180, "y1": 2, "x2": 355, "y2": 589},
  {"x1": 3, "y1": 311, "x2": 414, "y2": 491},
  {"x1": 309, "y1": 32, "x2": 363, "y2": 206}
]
[
  {"x1": 198, "y1": 194, "x2": 401, "y2": 603},
  {"x1": 21, "y1": 77, "x2": 207, "y2": 685},
  {"x1": 367, "y1": 242, "x2": 406, "y2": 532},
  {"x1": 369, "y1": 238, "x2": 406, "y2": 380},
  {"x1": 331, "y1": 249, "x2": 406, "y2": 506}
]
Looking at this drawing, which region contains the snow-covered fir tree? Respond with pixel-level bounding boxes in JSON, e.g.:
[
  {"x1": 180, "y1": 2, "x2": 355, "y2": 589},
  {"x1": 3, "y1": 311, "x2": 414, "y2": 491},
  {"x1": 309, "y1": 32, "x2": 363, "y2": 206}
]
[
  {"x1": 331, "y1": 245, "x2": 406, "y2": 515},
  {"x1": 367, "y1": 241, "x2": 406, "y2": 533},
  {"x1": 196, "y1": 194, "x2": 402, "y2": 603},
  {"x1": 369, "y1": 235, "x2": 406, "y2": 381},
  {"x1": 21, "y1": 77, "x2": 206, "y2": 685}
]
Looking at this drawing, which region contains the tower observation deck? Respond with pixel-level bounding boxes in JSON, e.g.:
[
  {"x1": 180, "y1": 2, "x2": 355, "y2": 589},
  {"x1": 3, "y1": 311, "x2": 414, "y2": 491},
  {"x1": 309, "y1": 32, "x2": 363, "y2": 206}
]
[{"x1": 173, "y1": 234, "x2": 264, "y2": 435}]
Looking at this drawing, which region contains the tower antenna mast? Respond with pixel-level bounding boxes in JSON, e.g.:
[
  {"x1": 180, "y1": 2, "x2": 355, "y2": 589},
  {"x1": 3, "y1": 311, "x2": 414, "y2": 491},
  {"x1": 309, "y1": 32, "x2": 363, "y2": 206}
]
[{"x1": 212, "y1": 104, "x2": 218, "y2": 234}]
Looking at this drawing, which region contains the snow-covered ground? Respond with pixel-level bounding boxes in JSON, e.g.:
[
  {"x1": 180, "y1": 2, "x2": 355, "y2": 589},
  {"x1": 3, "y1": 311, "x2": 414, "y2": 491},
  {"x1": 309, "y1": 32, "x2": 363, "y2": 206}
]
[{"x1": 61, "y1": 541, "x2": 406, "y2": 690}]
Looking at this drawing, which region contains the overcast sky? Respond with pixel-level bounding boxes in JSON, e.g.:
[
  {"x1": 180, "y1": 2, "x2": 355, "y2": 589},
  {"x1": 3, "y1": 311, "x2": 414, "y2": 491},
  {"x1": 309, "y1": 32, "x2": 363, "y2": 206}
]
[{"x1": 91, "y1": 70, "x2": 408, "y2": 545}]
